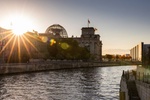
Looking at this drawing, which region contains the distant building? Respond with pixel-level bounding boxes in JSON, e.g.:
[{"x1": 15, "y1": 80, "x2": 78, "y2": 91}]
[
  {"x1": 123, "y1": 54, "x2": 130, "y2": 57},
  {"x1": 130, "y1": 42, "x2": 150, "y2": 63},
  {"x1": 0, "y1": 27, "x2": 11, "y2": 62},
  {"x1": 39, "y1": 24, "x2": 102, "y2": 61}
]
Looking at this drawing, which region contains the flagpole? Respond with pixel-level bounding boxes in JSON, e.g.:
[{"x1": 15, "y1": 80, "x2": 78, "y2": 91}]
[{"x1": 88, "y1": 19, "x2": 90, "y2": 27}]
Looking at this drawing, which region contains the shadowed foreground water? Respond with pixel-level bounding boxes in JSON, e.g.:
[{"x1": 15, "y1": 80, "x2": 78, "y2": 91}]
[{"x1": 0, "y1": 65, "x2": 136, "y2": 100}]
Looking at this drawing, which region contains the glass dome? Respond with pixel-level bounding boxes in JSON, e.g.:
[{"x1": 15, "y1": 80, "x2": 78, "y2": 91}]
[{"x1": 45, "y1": 24, "x2": 68, "y2": 38}]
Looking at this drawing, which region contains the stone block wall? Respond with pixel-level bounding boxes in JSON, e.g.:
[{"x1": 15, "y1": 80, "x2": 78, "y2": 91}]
[
  {"x1": 120, "y1": 77, "x2": 129, "y2": 100},
  {"x1": 136, "y1": 81, "x2": 150, "y2": 100}
]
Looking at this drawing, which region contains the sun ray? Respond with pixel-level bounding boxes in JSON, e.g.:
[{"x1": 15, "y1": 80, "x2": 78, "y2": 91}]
[
  {"x1": 22, "y1": 35, "x2": 45, "y2": 58},
  {"x1": 0, "y1": 14, "x2": 37, "y2": 62},
  {"x1": 0, "y1": 28, "x2": 46, "y2": 62},
  {"x1": 9, "y1": 15, "x2": 34, "y2": 36},
  {"x1": 22, "y1": 35, "x2": 38, "y2": 52},
  {"x1": 25, "y1": 33, "x2": 41, "y2": 42},
  {"x1": 0, "y1": 32, "x2": 13, "y2": 41},
  {"x1": 23, "y1": 34, "x2": 46, "y2": 59},
  {"x1": 7, "y1": 35, "x2": 17, "y2": 62},
  {"x1": 17, "y1": 36, "x2": 21, "y2": 62},
  {"x1": 0, "y1": 30, "x2": 12, "y2": 35},
  {"x1": 0, "y1": 34, "x2": 15, "y2": 55},
  {"x1": 20, "y1": 35, "x2": 31, "y2": 58}
]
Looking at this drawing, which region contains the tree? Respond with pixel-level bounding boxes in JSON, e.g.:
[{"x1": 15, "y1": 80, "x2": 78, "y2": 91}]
[
  {"x1": 121, "y1": 55, "x2": 126, "y2": 61},
  {"x1": 47, "y1": 38, "x2": 90, "y2": 60},
  {"x1": 116, "y1": 55, "x2": 119, "y2": 62},
  {"x1": 105, "y1": 54, "x2": 113, "y2": 62}
]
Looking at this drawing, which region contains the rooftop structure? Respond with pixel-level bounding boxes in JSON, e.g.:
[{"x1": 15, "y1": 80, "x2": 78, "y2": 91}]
[
  {"x1": 73, "y1": 27, "x2": 102, "y2": 61},
  {"x1": 45, "y1": 24, "x2": 68, "y2": 38}
]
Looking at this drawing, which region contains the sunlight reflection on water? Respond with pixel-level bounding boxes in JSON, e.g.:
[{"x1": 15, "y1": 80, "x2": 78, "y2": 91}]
[{"x1": 0, "y1": 65, "x2": 136, "y2": 100}]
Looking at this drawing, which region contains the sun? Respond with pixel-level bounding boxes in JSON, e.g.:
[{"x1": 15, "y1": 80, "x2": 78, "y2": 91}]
[{"x1": 10, "y1": 15, "x2": 34, "y2": 36}]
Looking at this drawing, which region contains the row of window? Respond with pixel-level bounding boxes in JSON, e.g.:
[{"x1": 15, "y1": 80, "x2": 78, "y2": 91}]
[{"x1": 81, "y1": 42, "x2": 98, "y2": 44}]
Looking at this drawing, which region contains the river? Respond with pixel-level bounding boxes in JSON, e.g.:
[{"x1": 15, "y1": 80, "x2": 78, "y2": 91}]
[{"x1": 0, "y1": 65, "x2": 136, "y2": 100}]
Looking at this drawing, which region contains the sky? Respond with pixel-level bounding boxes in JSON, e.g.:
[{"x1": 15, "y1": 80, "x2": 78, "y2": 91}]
[{"x1": 0, "y1": 0, "x2": 150, "y2": 55}]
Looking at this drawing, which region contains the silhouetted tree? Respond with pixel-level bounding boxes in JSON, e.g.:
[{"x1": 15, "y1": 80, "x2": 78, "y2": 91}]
[
  {"x1": 47, "y1": 38, "x2": 90, "y2": 60},
  {"x1": 106, "y1": 54, "x2": 113, "y2": 62},
  {"x1": 116, "y1": 55, "x2": 119, "y2": 62}
]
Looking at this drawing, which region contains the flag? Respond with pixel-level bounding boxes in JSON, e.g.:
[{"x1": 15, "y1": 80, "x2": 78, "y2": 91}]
[
  {"x1": 95, "y1": 28, "x2": 97, "y2": 31},
  {"x1": 88, "y1": 19, "x2": 90, "y2": 24},
  {"x1": 88, "y1": 19, "x2": 90, "y2": 27}
]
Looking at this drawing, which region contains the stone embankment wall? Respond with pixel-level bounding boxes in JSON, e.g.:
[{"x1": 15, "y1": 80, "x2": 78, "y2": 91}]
[
  {"x1": 0, "y1": 61, "x2": 120, "y2": 75},
  {"x1": 136, "y1": 66, "x2": 150, "y2": 82},
  {"x1": 120, "y1": 70, "x2": 140, "y2": 100},
  {"x1": 136, "y1": 66, "x2": 150, "y2": 100},
  {"x1": 0, "y1": 62, "x2": 84, "y2": 74},
  {"x1": 120, "y1": 76, "x2": 129, "y2": 100},
  {"x1": 136, "y1": 81, "x2": 150, "y2": 100}
]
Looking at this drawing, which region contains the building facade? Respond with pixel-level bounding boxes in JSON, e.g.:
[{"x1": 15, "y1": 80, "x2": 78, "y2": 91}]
[
  {"x1": 130, "y1": 42, "x2": 143, "y2": 61},
  {"x1": 0, "y1": 27, "x2": 11, "y2": 62},
  {"x1": 73, "y1": 27, "x2": 102, "y2": 61},
  {"x1": 39, "y1": 24, "x2": 102, "y2": 61},
  {"x1": 0, "y1": 24, "x2": 102, "y2": 62},
  {"x1": 0, "y1": 27, "x2": 49, "y2": 63},
  {"x1": 130, "y1": 42, "x2": 150, "y2": 63}
]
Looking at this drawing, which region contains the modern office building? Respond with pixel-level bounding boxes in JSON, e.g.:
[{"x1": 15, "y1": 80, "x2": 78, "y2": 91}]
[
  {"x1": 130, "y1": 42, "x2": 143, "y2": 61},
  {"x1": 130, "y1": 42, "x2": 150, "y2": 63}
]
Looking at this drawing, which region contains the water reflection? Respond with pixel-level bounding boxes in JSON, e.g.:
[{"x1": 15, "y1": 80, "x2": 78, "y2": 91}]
[
  {"x1": 0, "y1": 66, "x2": 136, "y2": 100},
  {"x1": 78, "y1": 68, "x2": 102, "y2": 100}
]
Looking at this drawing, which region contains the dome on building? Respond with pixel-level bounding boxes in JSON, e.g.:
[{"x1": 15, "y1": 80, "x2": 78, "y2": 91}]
[{"x1": 45, "y1": 24, "x2": 68, "y2": 38}]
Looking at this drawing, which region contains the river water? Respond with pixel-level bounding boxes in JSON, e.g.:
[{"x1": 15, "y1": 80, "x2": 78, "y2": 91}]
[{"x1": 0, "y1": 65, "x2": 136, "y2": 100}]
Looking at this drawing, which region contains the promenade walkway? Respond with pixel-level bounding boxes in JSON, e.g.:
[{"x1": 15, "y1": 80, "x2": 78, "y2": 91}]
[
  {"x1": 127, "y1": 81, "x2": 140, "y2": 100},
  {"x1": 122, "y1": 70, "x2": 140, "y2": 100}
]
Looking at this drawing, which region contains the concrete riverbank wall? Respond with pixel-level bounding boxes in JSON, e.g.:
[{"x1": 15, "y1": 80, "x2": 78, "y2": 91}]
[
  {"x1": 136, "y1": 66, "x2": 150, "y2": 100},
  {"x1": 136, "y1": 81, "x2": 150, "y2": 100},
  {"x1": 120, "y1": 70, "x2": 141, "y2": 100},
  {"x1": 0, "y1": 61, "x2": 120, "y2": 75},
  {"x1": 120, "y1": 66, "x2": 150, "y2": 100},
  {"x1": 120, "y1": 76, "x2": 129, "y2": 100}
]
